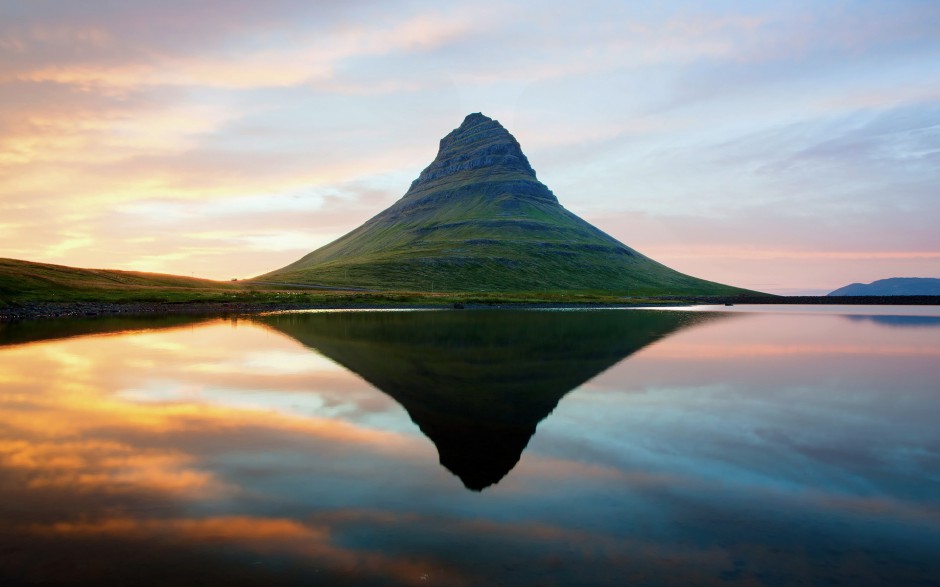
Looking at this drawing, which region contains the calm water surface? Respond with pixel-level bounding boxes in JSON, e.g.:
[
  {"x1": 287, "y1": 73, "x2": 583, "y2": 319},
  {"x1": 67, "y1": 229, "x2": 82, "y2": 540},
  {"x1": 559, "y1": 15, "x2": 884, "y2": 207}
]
[{"x1": 0, "y1": 307, "x2": 938, "y2": 586}]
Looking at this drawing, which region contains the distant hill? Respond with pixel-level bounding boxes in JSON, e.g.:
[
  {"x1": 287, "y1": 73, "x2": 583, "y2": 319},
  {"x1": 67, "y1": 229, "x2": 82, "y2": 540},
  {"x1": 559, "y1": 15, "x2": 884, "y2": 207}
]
[
  {"x1": 258, "y1": 113, "x2": 750, "y2": 296},
  {"x1": 0, "y1": 257, "x2": 236, "y2": 303},
  {"x1": 828, "y1": 277, "x2": 940, "y2": 296}
]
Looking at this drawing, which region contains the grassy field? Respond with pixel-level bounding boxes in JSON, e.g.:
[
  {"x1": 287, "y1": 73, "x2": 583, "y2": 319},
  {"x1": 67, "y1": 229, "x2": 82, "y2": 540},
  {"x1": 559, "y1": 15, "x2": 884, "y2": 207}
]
[
  {"x1": 3, "y1": 257, "x2": 726, "y2": 308},
  {"x1": 0, "y1": 257, "x2": 244, "y2": 304}
]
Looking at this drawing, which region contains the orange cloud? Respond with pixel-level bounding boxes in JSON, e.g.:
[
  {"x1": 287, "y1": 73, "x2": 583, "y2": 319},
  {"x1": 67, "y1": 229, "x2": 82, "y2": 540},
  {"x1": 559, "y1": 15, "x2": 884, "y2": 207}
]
[
  {"x1": 27, "y1": 514, "x2": 466, "y2": 586},
  {"x1": 34, "y1": 515, "x2": 323, "y2": 542},
  {"x1": 0, "y1": 439, "x2": 220, "y2": 495},
  {"x1": 0, "y1": 321, "x2": 422, "y2": 461}
]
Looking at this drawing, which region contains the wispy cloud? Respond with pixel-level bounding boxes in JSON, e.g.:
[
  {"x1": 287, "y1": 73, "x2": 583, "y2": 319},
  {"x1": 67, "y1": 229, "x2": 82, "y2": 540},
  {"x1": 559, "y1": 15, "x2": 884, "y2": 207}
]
[{"x1": 0, "y1": 0, "x2": 937, "y2": 287}]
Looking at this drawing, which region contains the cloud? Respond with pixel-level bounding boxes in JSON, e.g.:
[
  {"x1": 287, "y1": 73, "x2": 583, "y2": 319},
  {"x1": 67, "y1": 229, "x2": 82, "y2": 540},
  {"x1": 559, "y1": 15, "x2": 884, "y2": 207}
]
[
  {"x1": 1, "y1": 0, "x2": 938, "y2": 288},
  {"x1": 0, "y1": 3, "x2": 477, "y2": 91},
  {"x1": 0, "y1": 439, "x2": 222, "y2": 495}
]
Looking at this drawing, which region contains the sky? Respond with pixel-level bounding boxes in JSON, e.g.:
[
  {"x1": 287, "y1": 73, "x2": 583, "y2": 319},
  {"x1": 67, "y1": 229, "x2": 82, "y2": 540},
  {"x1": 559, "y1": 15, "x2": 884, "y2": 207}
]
[{"x1": 1, "y1": 0, "x2": 938, "y2": 295}]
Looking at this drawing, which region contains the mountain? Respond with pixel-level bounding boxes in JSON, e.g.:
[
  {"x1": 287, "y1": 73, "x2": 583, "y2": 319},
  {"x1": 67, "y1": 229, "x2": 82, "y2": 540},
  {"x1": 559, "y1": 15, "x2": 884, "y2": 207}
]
[
  {"x1": 258, "y1": 113, "x2": 746, "y2": 295},
  {"x1": 828, "y1": 277, "x2": 940, "y2": 296},
  {"x1": 254, "y1": 309, "x2": 727, "y2": 491}
]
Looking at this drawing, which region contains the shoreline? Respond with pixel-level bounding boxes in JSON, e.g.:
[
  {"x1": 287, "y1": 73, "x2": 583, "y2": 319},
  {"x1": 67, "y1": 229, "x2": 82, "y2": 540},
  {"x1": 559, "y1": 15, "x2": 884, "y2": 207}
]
[
  {"x1": 2, "y1": 295, "x2": 940, "y2": 322},
  {"x1": 0, "y1": 300, "x2": 678, "y2": 322}
]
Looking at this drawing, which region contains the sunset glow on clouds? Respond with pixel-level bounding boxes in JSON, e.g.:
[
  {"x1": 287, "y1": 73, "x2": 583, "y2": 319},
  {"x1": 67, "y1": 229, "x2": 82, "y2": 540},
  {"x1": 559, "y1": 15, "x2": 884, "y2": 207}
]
[{"x1": 1, "y1": 1, "x2": 938, "y2": 293}]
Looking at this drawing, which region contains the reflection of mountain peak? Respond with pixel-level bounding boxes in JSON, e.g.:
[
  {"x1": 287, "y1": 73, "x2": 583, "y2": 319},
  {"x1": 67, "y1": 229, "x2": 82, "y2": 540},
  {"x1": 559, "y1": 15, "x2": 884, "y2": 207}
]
[
  {"x1": 256, "y1": 310, "x2": 723, "y2": 491},
  {"x1": 418, "y1": 413, "x2": 537, "y2": 491}
]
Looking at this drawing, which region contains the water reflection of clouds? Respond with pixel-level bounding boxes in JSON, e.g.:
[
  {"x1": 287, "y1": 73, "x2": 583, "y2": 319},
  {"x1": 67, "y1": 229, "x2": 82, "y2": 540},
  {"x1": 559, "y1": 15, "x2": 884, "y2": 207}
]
[
  {"x1": 0, "y1": 438, "x2": 223, "y2": 496},
  {"x1": 1, "y1": 311, "x2": 938, "y2": 585},
  {"x1": 0, "y1": 320, "x2": 431, "y2": 493},
  {"x1": 16, "y1": 508, "x2": 754, "y2": 586},
  {"x1": 113, "y1": 321, "x2": 406, "y2": 426},
  {"x1": 0, "y1": 319, "x2": 461, "y2": 584},
  {"x1": 549, "y1": 377, "x2": 939, "y2": 501},
  {"x1": 539, "y1": 312, "x2": 940, "y2": 516},
  {"x1": 25, "y1": 515, "x2": 459, "y2": 587},
  {"x1": 645, "y1": 342, "x2": 940, "y2": 357}
]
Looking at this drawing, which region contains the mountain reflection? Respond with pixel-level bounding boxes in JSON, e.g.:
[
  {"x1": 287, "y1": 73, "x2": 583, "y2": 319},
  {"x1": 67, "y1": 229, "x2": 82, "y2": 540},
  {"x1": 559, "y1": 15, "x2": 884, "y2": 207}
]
[
  {"x1": 842, "y1": 314, "x2": 940, "y2": 328},
  {"x1": 254, "y1": 309, "x2": 724, "y2": 490},
  {"x1": 0, "y1": 313, "x2": 216, "y2": 347}
]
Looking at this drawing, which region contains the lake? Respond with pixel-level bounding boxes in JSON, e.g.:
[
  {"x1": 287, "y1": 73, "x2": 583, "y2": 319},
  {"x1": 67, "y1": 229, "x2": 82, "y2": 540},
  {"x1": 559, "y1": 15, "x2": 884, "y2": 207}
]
[{"x1": 1, "y1": 306, "x2": 938, "y2": 586}]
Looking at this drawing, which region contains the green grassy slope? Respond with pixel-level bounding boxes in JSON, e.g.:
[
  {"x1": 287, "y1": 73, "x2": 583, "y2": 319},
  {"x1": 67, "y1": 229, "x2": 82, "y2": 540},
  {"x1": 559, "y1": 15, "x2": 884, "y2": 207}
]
[
  {"x1": 0, "y1": 257, "x2": 239, "y2": 304},
  {"x1": 3, "y1": 256, "x2": 720, "y2": 308},
  {"x1": 258, "y1": 113, "x2": 753, "y2": 296},
  {"x1": 262, "y1": 191, "x2": 744, "y2": 295},
  {"x1": 1, "y1": 257, "x2": 660, "y2": 307}
]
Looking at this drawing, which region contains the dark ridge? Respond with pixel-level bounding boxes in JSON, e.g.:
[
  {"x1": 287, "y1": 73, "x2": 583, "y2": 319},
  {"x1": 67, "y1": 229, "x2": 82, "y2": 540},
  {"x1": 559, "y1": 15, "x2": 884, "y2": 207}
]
[
  {"x1": 829, "y1": 277, "x2": 940, "y2": 296},
  {"x1": 678, "y1": 295, "x2": 940, "y2": 305}
]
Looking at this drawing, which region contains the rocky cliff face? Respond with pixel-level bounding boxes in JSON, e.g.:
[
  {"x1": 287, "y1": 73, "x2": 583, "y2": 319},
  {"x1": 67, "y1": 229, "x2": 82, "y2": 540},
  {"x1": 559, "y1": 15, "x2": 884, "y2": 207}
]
[
  {"x1": 414, "y1": 113, "x2": 537, "y2": 181},
  {"x1": 404, "y1": 113, "x2": 556, "y2": 203}
]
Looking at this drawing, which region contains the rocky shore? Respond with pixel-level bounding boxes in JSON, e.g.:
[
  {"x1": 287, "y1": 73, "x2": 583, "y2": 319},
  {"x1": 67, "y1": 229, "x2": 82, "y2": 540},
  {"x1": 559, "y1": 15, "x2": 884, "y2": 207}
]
[
  {"x1": 656, "y1": 295, "x2": 940, "y2": 305},
  {"x1": 0, "y1": 301, "x2": 344, "y2": 322},
  {"x1": 2, "y1": 295, "x2": 938, "y2": 322}
]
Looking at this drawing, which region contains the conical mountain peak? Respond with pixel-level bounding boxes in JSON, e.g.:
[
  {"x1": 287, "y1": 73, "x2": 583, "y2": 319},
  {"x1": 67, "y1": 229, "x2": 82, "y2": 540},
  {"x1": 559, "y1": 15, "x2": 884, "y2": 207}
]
[
  {"x1": 259, "y1": 114, "x2": 746, "y2": 296},
  {"x1": 407, "y1": 112, "x2": 542, "y2": 196},
  {"x1": 454, "y1": 112, "x2": 498, "y2": 134}
]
